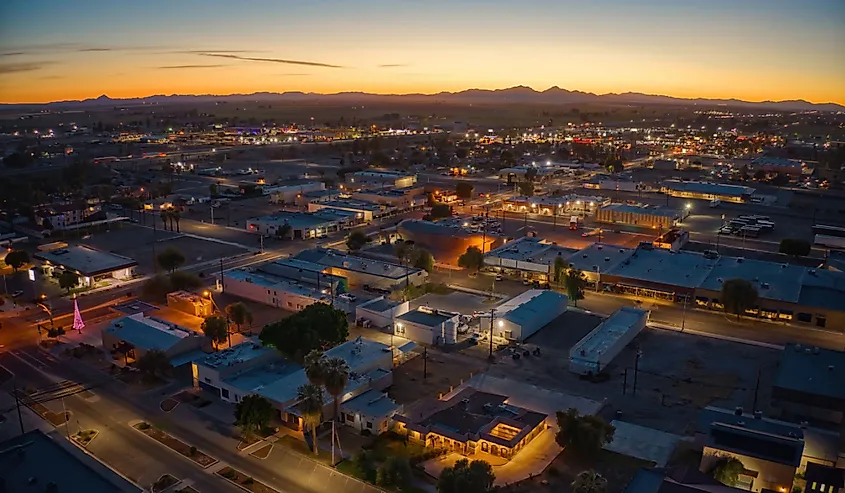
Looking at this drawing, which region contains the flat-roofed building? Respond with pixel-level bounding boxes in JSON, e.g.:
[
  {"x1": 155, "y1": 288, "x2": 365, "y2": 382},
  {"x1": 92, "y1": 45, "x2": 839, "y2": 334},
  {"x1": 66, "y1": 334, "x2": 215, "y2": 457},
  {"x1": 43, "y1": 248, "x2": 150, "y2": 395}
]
[
  {"x1": 399, "y1": 219, "x2": 505, "y2": 264},
  {"x1": 583, "y1": 176, "x2": 640, "y2": 192},
  {"x1": 267, "y1": 182, "x2": 326, "y2": 204},
  {"x1": 246, "y1": 210, "x2": 353, "y2": 239},
  {"x1": 307, "y1": 199, "x2": 386, "y2": 223},
  {"x1": 356, "y1": 297, "x2": 410, "y2": 328},
  {"x1": 102, "y1": 313, "x2": 208, "y2": 364},
  {"x1": 662, "y1": 180, "x2": 755, "y2": 203},
  {"x1": 352, "y1": 186, "x2": 426, "y2": 209},
  {"x1": 502, "y1": 194, "x2": 609, "y2": 216},
  {"x1": 222, "y1": 269, "x2": 329, "y2": 312},
  {"x1": 569, "y1": 307, "x2": 649, "y2": 375},
  {"x1": 394, "y1": 307, "x2": 460, "y2": 345},
  {"x1": 595, "y1": 203, "x2": 684, "y2": 232},
  {"x1": 347, "y1": 170, "x2": 417, "y2": 189},
  {"x1": 34, "y1": 201, "x2": 102, "y2": 230},
  {"x1": 566, "y1": 243, "x2": 635, "y2": 287},
  {"x1": 752, "y1": 157, "x2": 813, "y2": 176},
  {"x1": 166, "y1": 290, "x2": 213, "y2": 317},
  {"x1": 479, "y1": 290, "x2": 568, "y2": 342},
  {"x1": 772, "y1": 344, "x2": 845, "y2": 424},
  {"x1": 0, "y1": 429, "x2": 142, "y2": 493},
  {"x1": 604, "y1": 245, "x2": 718, "y2": 301},
  {"x1": 295, "y1": 188, "x2": 342, "y2": 206},
  {"x1": 293, "y1": 248, "x2": 428, "y2": 290},
  {"x1": 34, "y1": 245, "x2": 138, "y2": 287},
  {"x1": 484, "y1": 237, "x2": 578, "y2": 281}
]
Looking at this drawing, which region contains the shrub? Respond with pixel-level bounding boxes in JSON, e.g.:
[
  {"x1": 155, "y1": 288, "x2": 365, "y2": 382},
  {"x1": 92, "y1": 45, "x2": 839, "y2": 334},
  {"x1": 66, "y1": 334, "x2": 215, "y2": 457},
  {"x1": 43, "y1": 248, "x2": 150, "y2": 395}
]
[
  {"x1": 189, "y1": 446, "x2": 197, "y2": 456},
  {"x1": 138, "y1": 422, "x2": 150, "y2": 430},
  {"x1": 548, "y1": 466, "x2": 560, "y2": 477}
]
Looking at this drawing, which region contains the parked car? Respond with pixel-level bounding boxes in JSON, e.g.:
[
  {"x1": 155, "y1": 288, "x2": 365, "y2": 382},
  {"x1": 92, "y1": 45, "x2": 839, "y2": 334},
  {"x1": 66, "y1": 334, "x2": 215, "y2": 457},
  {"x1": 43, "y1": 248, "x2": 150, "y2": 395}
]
[
  {"x1": 10, "y1": 290, "x2": 23, "y2": 298},
  {"x1": 338, "y1": 293, "x2": 357, "y2": 302},
  {"x1": 495, "y1": 274, "x2": 504, "y2": 281}
]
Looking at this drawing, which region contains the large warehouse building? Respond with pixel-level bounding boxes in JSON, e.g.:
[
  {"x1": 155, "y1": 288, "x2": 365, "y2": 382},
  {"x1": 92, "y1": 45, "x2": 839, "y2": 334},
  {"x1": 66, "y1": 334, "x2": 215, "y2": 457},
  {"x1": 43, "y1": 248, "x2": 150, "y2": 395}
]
[
  {"x1": 480, "y1": 290, "x2": 568, "y2": 342},
  {"x1": 594, "y1": 203, "x2": 685, "y2": 231},
  {"x1": 34, "y1": 245, "x2": 138, "y2": 288},
  {"x1": 661, "y1": 180, "x2": 755, "y2": 203}
]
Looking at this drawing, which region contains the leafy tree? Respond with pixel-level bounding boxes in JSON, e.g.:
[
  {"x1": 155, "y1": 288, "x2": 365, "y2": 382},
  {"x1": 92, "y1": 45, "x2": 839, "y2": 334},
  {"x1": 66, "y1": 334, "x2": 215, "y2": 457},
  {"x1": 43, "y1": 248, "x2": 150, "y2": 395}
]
[
  {"x1": 58, "y1": 270, "x2": 80, "y2": 293},
  {"x1": 209, "y1": 184, "x2": 219, "y2": 197},
  {"x1": 770, "y1": 173, "x2": 789, "y2": 186},
  {"x1": 136, "y1": 349, "x2": 172, "y2": 380},
  {"x1": 276, "y1": 223, "x2": 292, "y2": 240},
  {"x1": 41, "y1": 217, "x2": 54, "y2": 230},
  {"x1": 437, "y1": 458, "x2": 495, "y2": 493},
  {"x1": 260, "y1": 303, "x2": 349, "y2": 362},
  {"x1": 225, "y1": 302, "x2": 253, "y2": 333},
  {"x1": 430, "y1": 203, "x2": 451, "y2": 220},
  {"x1": 296, "y1": 383, "x2": 324, "y2": 456},
  {"x1": 169, "y1": 270, "x2": 201, "y2": 291},
  {"x1": 563, "y1": 268, "x2": 586, "y2": 306},
  {"x1": 46, "y1": 326, "x2": 66, "y2": 339},
  {"x1": 324, "y1": 357, "x2": 350, "y2": 464},
  {"x1": 572, "y1": 470, "x2": 608, "y2": 493},
  {"x1": 457, "y1": 246, "x2": 484, "y2": 272},
  {"x1": 234, "y1": 394, "x2": 274, "y2": 438},
  {"x1": 413, "y1": 248, "x2": 435, "y2": 273},
  {"x1": 142, "y1": 274, "x2": 173, "y2": 302},
  {"x1": 555, "y1": 408, "x2": 615, "y2": 457},
  {"x1": 709, "y1": 456, "x2": 745, "y2": 487},
  {"x1": 500, "y1": 150, "x2": 515, "y2": 165},
  {"x1": 779, "y1": 238, "x2": 811, "y2": 258},
  {"x1": 455, "y1": 182, "x2": 474, "y2": 199},
  {"x1": 553, "y1": 256, "x2": 567, "y2": 284},
  {"x1": 304, "y1": 350, "x2": 327, "y2": 386},
  {"x1": 518, "y1": 181, "x2": 534, "y2": 197},
  {"x1": 753, "y1": 169, "x2": 767, "y2": 180},
  {"x1": 201, "y1": 315, "x2": 229, "y2": 350},
  {"x1": 721, "y1": 278, "x2": 758, "y2": 320},
  {"x1": 346, "y1": 230, "x2": 370, "y2": 251},
  {"x1": 525, "y1": 168, "x2": 538, "y2": 182},
  {"x1": 156, "y1": 247, "x2": 185, "y2": 273},
  {"x1": 2, "y1": 151, "x2": 34, "y2": 168},
  {"x1": 377, "y1": 456, "x2": 412, "y2": 489},
  {"x1": 4, "y1": 250, "x2": 30, "y2": 272}
]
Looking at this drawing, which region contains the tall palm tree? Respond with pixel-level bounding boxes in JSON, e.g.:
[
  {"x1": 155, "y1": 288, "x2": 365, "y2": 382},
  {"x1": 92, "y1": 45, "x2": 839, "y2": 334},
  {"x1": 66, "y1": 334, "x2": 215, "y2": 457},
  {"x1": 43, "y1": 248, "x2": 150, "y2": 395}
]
[
  {"x1": 303, "y1": 350, "x2": 327, "y2": 387},
  {"x1": 171, "y1": 208, "x2": 181, "y2": 233},
  {"x1": 297, "y1": 383, "x2": 324, "y2": 456},
  {"x1": 323, "y1": 357, "x2": 350, "y2": 464},
  {"x1": 159, "y1": 209, "x2": 169, "y2": 231},
  {"x1": 571, "y1": 470, "x2": 608, "y2": 493}
]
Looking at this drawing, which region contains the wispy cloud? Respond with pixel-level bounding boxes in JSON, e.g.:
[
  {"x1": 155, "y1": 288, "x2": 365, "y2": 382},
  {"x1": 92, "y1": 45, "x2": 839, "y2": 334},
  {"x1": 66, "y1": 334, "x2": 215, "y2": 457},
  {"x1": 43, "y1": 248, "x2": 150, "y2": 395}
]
[
  {"x1": 175, "y1": 50, "x2": 266, "y2": 54},
  {"x1": 278, "y1": 73, "x2": 310, "y2": 76},
  {"x1": 198, "y1": 53, "x2": 343, "y2": 68},
  {"x1": 78, "y1": 47, "x2": 112, "y2": 52},
  {"x1": 39, "y1": 75, "x2": 64, "y2": 80},
  {"x1": 378, "y1": 64, "x2": 407, "y2": 68},
  {"x1": 0, "y1": 62, "x2": 56, "y2": 74},
  {"x1": 157, "y1": 64, "x2": 229, "y2": 70},
  {"x1": 1, "y1": 52, "x2": 26, "y2": 57}
]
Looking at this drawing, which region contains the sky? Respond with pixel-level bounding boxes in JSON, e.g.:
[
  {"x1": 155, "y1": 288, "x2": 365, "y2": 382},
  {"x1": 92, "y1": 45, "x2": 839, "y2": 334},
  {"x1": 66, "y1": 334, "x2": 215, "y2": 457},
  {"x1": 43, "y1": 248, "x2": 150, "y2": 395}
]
[{"x1": 1, "y1": 0, "x2": 843, "y2": 104}]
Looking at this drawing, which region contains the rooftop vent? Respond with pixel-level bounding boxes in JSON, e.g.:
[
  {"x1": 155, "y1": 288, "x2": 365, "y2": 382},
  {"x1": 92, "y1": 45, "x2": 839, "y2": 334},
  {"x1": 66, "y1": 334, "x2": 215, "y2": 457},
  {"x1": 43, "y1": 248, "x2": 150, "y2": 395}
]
[
  {"x1": 828, "y1": 365, "x2": 835, "y2": 371},
  {"x1": 736, "y1": 257, "x2": 744, "y2": 263},
  {"x1": 734, "y1": 406, "x2": 743, "y2": 416},
  {"x1": 753, "y1": 410, "x2": 763, "y2": 420}
]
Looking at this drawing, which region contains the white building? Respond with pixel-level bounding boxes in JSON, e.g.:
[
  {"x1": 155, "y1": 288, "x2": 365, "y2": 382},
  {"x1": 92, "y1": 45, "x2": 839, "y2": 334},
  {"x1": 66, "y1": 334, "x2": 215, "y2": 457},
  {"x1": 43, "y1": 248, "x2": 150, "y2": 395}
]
[
  {"x1": 356, "y1": 297, "x2": 410, "y2": 328},
  {"x1": 268, "y1": 182, "x2": 326, "y2": 204},
  {"x1": 223, "y1": 269, "x2": 331, "y2": 312},
  {"x1": 294, "y1": 248, "x2": 428, "y2": 290},
  {"x1": 480, "y1": 290, "x2": 568, "y2": 341},
  {"x1": 394, "y1": 307, "x2": 460, "y2": 345},
  {"x1": 568, "y1": 307, "x2": 649, "y2": 375}
]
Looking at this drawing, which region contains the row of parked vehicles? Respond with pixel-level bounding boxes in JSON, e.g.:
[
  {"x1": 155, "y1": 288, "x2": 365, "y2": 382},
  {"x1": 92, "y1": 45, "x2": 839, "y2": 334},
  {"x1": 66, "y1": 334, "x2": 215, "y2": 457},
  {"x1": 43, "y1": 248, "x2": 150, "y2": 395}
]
[{"x1": 718, "y1": 215, "x2": 775, "y2": 238}]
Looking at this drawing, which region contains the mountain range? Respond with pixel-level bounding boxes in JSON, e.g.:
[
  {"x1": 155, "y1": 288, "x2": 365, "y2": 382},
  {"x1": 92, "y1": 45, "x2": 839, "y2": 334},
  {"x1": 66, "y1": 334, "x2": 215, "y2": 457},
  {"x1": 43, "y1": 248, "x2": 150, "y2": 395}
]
[{"x1": 4, "y1": 86, "x2": 843, "y2": 112}]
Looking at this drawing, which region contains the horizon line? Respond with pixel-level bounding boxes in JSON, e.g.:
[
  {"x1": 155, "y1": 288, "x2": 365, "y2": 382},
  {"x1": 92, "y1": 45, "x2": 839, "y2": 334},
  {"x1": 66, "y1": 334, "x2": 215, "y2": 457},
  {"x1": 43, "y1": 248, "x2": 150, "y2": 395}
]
[{"x1": 2, "y1": 84, "x2": 842, "y2": 107}]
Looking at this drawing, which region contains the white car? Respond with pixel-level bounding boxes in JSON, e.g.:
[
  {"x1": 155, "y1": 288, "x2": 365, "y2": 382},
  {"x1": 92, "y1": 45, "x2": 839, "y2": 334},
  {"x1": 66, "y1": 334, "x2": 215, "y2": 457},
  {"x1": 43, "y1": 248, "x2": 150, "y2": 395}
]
[{"x1": 338, "y1": 293, "x2": 357, "y2": 302}]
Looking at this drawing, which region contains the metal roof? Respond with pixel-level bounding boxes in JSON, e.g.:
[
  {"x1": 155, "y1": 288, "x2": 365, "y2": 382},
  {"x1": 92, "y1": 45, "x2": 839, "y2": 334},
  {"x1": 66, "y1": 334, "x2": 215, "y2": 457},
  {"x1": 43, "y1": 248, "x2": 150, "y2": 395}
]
[
  {"x1": 700, "y1": 257, "x2": 805, "y2": 303},
  {"x1": 34, "y1": 245, "x2": 137, "y2": 276},
  {"x1": 774, "y1": 344, "x2": 845, "y2": 401},
  {"x1": 607, "y1": 248, "x2": 717, "y2": 289},
  {"x1": 104, "y1": 314, "x2": 197, "y2": 352},
  {"x1": 663, "y1": 180, "x2": 755, "y2": 197},
  {"x1": 396, "y1": 308, "x2": 454, "y2": 327}
]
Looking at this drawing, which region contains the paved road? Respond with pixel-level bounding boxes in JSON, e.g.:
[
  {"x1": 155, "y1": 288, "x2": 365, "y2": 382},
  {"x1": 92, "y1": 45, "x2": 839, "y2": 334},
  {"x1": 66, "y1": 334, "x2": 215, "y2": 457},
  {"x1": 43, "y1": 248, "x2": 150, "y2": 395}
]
[
  {"x1": 0, "y1": 347, "x2": 239, "y2": 492},
  {"x1": 1, "y1": 344, "x2": 384, "y2": 493}
]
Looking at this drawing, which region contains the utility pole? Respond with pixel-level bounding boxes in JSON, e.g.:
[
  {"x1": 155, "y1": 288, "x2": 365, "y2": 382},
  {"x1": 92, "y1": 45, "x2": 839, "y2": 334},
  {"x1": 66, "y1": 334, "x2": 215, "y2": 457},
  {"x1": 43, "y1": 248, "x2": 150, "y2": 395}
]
[
  {"x1": 219, "y1": 258, "x2": 225, "y2": 293},
  {"x1": 422, "y1": 346, "x2": 427, "y2": 380},
  {"x1": 632, "y1": 346, "x2": 642, "y2": 397},
  {"x1": 752, "y1": 367, "x2": 761, "y2": 413},
  {"x1": 210, "y1": 206, "x2": 214, "y2": 225},
  {"x1": 13, "y1": 380, "x2": 24, "y2": 435},
  {"x1": 152, "y1": 216, "x2": 157, "y2": 270},
  {"x1": 681, "y1": 295, "x2": 688, "y2": 332},
  {"x1": 488, "y1": 308, "x2": 496, "y2": 359}
]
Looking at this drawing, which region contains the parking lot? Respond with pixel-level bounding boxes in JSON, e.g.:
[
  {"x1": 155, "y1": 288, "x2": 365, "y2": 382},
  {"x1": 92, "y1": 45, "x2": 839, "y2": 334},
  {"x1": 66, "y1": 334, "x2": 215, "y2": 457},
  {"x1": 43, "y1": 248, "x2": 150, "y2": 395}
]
[{"x1": 81, "y1": 223, "x2": 250, "y2": 273}]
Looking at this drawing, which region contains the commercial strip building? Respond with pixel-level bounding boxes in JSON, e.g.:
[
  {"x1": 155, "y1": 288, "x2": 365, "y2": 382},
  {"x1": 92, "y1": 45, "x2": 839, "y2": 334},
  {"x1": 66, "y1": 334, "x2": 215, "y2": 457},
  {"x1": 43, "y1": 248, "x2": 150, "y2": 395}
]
[
  {"x1": 34, "y1": 245, "x2": 138, "y2": 287},
  {"x1": 102, "y1": 313, "x2": 208, "y2": 365},
  {"x1": 394, "y1": 307, "x2": 461, "y2": 345},
  {"x1": 193, "y1": 337, "x2": 403, "y2": 435},
  {"x1": 0, "y1": 429, "x2": 142, "y2": 493},
  {"x1": 594, "y1": 203, "x2": 686, "y2": 231},
  {"x1": 395, "y1": 387, "x2": 547, "y2": 461},
  {"x1": 267, "y1": 182, "x2": 326, "y2": 204},
  {"x1": 568, "y1": 307, "x2": 649, "y2": 375},
  {"x1": 751, "y1": 157, "x2": 814, "y2": 176},
  {"x1": 478, "y1": 290, "x2": 569, "y2": 342},
  {"x1": 502, "y1": 194, "x2": 610, "y2": 216},
  {"x1": 695, "y1": 406, "x2": 843, "y2": 492},
  {"x1": 246, "y1": 209, "x2": 358, "y2": 239},
  {"x1": 293, "y1": 248, "x2": 428, "y2": 290},
  {"x1": 583, "y1": 176, "x2": 641, "y2": 192},
  {"x1": 346, "y1": 170, "x2": 417, "y2": 189},
  {"x1": 222, "y1": 269, "x2": 331, "y2": 312},
  {"x1": 484, "y1": 239, "x2": 845, "y2": 329},
  {"x1": 661, "y1": 180, "x2": 755, "y2": 203}
]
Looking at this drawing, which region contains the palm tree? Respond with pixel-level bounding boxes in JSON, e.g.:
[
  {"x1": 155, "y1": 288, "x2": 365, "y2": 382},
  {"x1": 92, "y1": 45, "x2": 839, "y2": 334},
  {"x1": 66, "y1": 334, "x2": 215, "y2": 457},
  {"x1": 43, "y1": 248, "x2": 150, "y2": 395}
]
[
  {"x1": 323, "y1": 357, "x2": 350, "y2": 464},
  {"x1": 303, "y1": 350, "x2": 327, "y2": 387},
  {"x1": 159, "y1": 209, "x2": 169, "y2": 231},
  {"x1": 572, "y1": 470, "x2": 608, "y2": 493},
  {"x1": 171, "y1": 208, "x2": 181, "y2": 233},
  {"x1": 297, "y1": 383, "x2": 324, "y2": 456}
]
